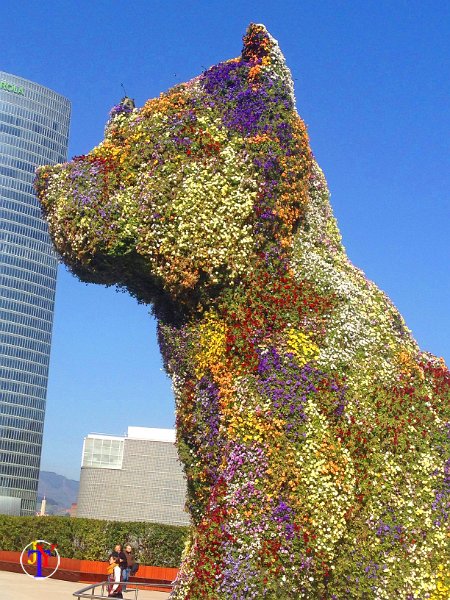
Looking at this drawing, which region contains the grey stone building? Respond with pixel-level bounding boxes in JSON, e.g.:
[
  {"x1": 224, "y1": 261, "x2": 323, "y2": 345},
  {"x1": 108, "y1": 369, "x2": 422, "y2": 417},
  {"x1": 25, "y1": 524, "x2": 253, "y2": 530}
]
[{"x1": 76, "y1": 427, "x2": 189, "y2": 526}]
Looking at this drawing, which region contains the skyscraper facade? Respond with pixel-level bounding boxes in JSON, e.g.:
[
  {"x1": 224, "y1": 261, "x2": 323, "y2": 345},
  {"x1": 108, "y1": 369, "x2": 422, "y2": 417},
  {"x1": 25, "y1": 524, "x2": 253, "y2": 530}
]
[{"x1": 0, "y1": 72, "x2": 70, "y2": 516}]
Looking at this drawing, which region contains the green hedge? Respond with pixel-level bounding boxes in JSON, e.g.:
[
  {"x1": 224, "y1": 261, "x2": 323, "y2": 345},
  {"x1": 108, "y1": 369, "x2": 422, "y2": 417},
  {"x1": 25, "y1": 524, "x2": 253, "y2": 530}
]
[{"x1": 0, "y1": 515, "x2": 189, "y2": 567}]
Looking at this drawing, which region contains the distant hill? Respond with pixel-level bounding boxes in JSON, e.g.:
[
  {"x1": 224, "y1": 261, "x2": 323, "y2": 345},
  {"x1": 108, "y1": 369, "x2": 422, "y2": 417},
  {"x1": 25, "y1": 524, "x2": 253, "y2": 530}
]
[{"x1": 37, "y1": 471, "x2": 79, "y2": 515}]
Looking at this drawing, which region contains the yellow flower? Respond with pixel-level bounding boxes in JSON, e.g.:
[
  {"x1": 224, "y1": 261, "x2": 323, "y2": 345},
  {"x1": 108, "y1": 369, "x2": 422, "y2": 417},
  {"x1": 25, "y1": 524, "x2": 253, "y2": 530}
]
[
  {"x1": 429, "y1": 565, "x2": 450, "y2": 599},
  {"x1": 286, "y1": 329, "x2": 319, "y2": 366},
  {"x1": 194, "y1": 312, "x2": 227, "y2": 379}
]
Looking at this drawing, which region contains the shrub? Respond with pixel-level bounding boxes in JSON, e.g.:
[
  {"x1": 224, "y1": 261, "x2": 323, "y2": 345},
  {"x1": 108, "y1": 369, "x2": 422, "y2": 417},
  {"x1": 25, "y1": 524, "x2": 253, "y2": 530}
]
[{"x1": 0, "y1": 515, "x2": 188, "y2": 567}]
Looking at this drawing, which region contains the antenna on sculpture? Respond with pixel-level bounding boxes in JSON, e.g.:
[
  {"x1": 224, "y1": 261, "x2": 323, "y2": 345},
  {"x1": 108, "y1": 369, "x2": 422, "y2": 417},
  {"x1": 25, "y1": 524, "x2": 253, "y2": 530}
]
[{"x1": 119, "y1": 83, "x2": 135, "y2": 110}]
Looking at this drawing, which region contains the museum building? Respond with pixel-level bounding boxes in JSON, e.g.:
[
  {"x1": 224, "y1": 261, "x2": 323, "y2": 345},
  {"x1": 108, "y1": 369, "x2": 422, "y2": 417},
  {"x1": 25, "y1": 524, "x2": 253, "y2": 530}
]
[
  {"x1": 0, "y1": 72, "x2": 70, "y2": 515},
  {"x1": 77, "y1": 427, "x2": 189, "y2": 526}
]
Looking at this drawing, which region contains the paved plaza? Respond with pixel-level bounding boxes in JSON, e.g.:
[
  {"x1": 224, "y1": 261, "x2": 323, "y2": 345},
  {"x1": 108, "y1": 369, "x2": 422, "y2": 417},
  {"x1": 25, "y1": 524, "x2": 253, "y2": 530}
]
[{"x1": 1, "y1": 571, "x2": 170, "y2": 600}]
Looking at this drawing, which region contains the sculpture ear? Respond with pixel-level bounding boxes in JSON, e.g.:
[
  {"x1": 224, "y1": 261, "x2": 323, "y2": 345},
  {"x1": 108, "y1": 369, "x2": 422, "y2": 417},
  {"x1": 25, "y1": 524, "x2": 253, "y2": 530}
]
[
  {"x1": 242, "y1": 23, "x2": 276, "y2": 63},
  {"x1": 241, "y1": 23, "x2": 295, "y2": 103}
]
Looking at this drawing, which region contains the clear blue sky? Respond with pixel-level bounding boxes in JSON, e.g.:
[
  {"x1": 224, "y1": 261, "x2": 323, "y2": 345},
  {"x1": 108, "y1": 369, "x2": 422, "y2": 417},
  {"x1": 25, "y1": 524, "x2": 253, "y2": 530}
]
[{"x1": 2, "y1": 1, "x2": 448, "y2": 480}]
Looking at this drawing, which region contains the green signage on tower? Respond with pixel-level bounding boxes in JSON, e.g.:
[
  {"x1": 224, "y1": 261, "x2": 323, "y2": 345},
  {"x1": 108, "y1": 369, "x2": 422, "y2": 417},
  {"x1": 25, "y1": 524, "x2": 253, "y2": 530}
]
[{"x1": 0, "y1": 80, "x2": 25, "y2": 95}]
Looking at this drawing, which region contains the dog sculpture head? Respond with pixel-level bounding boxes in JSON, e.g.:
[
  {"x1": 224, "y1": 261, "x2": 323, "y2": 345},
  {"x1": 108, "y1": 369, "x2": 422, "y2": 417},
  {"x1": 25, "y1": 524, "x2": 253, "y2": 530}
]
[{"x1": 35, "y1": 24, "x2": 317, "y2": 319}]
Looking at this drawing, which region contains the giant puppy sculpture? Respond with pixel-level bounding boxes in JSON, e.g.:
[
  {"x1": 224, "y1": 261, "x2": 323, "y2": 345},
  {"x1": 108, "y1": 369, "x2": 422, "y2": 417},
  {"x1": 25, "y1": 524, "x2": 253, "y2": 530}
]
[{"x1": 35, "y1": 24, "x2": 449, "y2": 599}]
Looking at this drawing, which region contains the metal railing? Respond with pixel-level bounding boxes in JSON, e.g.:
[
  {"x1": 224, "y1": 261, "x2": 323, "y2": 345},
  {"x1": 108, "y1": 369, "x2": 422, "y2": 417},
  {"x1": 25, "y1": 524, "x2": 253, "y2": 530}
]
[{"x1": 73, "y1": 580, "x2": 173, "y2": 599}]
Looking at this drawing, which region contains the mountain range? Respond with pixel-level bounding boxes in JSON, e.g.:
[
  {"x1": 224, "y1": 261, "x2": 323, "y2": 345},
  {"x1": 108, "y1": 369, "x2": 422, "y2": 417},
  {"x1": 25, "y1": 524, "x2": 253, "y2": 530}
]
[{"x1": 37, "y1": 471, "x2": 79, "y2": 515}]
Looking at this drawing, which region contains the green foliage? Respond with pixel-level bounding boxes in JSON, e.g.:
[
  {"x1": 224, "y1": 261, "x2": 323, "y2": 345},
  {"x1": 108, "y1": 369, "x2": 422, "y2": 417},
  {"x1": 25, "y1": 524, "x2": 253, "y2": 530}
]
[{"x1": 0, "y1": 515, "x2": 188, "y2": 567}]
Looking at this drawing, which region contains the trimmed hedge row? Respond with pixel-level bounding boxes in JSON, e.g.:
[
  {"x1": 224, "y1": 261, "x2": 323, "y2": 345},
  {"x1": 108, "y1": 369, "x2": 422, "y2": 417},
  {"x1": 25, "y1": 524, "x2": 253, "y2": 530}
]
[{"x1": 0, "y1": 515, "x2": 189, "y2": 567}]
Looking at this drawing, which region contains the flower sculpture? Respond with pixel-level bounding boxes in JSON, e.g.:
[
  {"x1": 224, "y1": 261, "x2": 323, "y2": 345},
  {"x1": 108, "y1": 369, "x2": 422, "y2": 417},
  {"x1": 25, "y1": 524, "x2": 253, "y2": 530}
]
[{"x1": 35, "y1": 24, "x2": 449, "y2": 599}]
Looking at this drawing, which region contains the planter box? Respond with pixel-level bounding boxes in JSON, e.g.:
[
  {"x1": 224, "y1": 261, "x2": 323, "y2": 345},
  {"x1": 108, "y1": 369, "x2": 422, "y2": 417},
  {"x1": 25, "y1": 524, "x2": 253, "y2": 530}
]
[{"x1": 0, "y1": 550, "x2": 178, "y2": 592}]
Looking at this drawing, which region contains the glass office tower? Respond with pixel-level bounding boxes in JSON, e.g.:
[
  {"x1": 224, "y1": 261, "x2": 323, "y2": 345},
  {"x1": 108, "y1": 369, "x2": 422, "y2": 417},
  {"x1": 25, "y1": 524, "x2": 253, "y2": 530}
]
[{"x1": 0, "y1": 72, "x2": 70, "y2": 515}]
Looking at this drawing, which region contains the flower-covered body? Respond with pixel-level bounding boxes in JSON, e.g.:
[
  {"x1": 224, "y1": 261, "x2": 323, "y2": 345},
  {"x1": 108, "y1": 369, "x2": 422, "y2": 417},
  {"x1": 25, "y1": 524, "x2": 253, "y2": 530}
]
[{"x1": 35, "y1": 24, "x2": 449, "y2": 599}]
